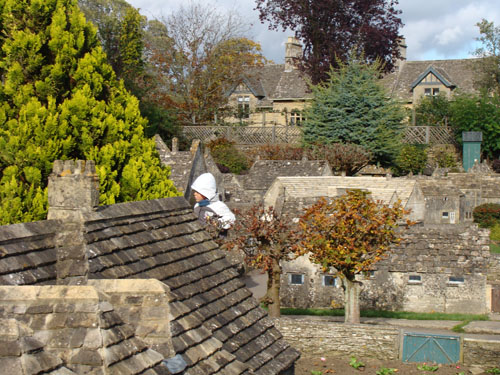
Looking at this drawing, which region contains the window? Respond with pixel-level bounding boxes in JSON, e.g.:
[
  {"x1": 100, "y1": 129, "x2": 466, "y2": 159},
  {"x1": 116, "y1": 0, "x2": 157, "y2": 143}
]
[
  {"x1": 424, "y1": 88, "x2": 440, "y2": 96},
  {"x1": 322, "y1": 275, "x2": 337, "y2": 287},
  {"x1": 290, "y1": 111, "x2": 305, "y2": 126},
  {"x1": 237, "y1": 96, "x2": 250, "y2": 119},
  {"x1": 465, "y1": 212, "x2": 473, "y2": 219},
  {"x1": 448, "y1": 276, "x2": 464, "y2": 285},
  {"x1": 442, "y1": 212, "x2": 449, "y2": 218},
  {"x1": 289, "y1": 273, "x2": 304, "y2": 285},
  {"x1": 408, "y1": 275, "x2": 422, "y2": 284}
]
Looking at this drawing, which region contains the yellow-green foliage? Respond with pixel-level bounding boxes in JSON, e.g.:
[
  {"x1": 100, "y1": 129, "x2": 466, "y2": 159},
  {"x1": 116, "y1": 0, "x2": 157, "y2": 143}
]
[{"x1": 0, "y1": 0, "x2": 179, "y2": 224}]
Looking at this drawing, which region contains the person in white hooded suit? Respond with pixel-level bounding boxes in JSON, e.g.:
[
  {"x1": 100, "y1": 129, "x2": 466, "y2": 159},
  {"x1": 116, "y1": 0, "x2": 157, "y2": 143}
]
[{"x1": 191, "y1": 172, "x2": 235, "y2": 230}]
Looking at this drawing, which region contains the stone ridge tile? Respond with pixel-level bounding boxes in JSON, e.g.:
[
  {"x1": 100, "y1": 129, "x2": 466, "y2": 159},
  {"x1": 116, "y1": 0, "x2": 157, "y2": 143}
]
[{"x1": 255, "y1": 346, "x2": 300, "y2": 375}]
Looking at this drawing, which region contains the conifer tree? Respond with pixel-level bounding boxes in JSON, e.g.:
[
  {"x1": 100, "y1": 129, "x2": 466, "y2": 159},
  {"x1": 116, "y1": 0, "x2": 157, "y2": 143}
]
[
  {"x1": 302, "y1": 55, "x2": 404, "y2": 166},
  {"x1": 0, "y1": 0, "x2": 179, "y2": 225}
]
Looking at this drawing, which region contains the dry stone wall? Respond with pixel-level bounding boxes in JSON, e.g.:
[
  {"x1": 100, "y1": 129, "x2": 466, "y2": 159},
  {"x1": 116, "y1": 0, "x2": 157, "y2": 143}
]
[{"x1": 274, "y1": 317, "x2": 400, "y2": 360}]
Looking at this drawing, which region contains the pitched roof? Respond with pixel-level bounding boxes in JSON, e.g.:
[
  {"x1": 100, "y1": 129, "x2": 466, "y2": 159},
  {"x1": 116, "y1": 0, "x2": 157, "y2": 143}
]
[
  {"x1": 265, "y1": 176, "x2": 417, "y2": 208},
  {"x1": 381, "y1": 58, "x2": 481, "y2": 103},
  {"x1": 0, "y1": 196, "x2": 299, "y2": 374},
  {"x1": 242, "y1": 160, "x2": 331, "y2": 191},
  {"x1": 235, "y1": 64, "x2": 312, "y2": 107}
]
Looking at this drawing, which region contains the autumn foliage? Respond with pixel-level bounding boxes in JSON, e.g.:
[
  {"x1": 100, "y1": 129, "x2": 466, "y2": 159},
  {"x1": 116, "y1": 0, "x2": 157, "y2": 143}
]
[
  {"x1": 224, "y1": 204, "x2": 297, "y2": 317},
  {"x1": 297, "y1": 190, "x2": 411, "y2": 323}
]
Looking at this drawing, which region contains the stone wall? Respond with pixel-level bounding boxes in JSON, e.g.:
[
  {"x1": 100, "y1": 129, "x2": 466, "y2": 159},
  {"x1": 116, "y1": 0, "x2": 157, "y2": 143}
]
[
  {"x1": 276, "y1": 317, "x2": 500, "y2": 366},
  {"x1": 0, "y1": 283, "x2": 166, "y2": 373},
  {"x1": 274, "y1": 317, "x2": 400, "y2": 360},
  {"x1": 281, "y1": 224, "x2": 491, "y2": 314}
]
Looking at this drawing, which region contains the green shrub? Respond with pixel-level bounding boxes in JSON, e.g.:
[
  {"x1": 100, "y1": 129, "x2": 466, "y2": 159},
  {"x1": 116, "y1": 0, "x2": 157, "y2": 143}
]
[
  {"x1": 206, "y1": 137, "x2": 249, "y2": 174},
  {"x1": 473, "y1": 203, "x2": 500, "y2": 228},
  {"x1": 305, "y1": 143, "x2": 372, "y2": 176},
  {"x1": 394, "y1": 145, "x2": 427, "y2": 176}
]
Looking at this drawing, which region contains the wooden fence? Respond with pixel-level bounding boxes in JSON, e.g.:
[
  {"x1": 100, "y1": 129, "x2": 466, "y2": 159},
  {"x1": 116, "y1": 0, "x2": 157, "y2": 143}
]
[{"x1": 181, "y1": 125, "x2": 456, "y2": 145}]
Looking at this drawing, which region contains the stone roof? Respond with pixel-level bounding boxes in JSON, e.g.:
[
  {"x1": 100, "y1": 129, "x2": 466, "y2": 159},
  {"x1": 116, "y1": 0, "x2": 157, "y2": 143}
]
[
  {"x1": 242, "y1": 160, "x2": 331, "y2": 191},
  {"x1": 244, "y1": 64, "x2": 312, "y2": 107},
  {"x1": 0, "y1": 190, "x2": 299, "y2": 374},
  {"x1": 381, "y1": 58, "x2": 480, "y2": 103},
  {"x1": 265, "y1": 176, "x2": 417, "y2": 207},
  {"x1": 417, "y1": 180, "x2": 463, "y2": 197},
  {"x1": 376, "y1": 224, "x2": 490, "y2": 274}
]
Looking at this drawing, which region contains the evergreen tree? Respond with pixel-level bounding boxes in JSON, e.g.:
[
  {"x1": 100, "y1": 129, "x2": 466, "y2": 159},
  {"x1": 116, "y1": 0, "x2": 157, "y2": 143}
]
[
  {"x1": 302, "y1": 56, "x2": 404, "y2": 165},
  {"x1": 0, "y1": 0, "x2": 179, "y2": 225}
]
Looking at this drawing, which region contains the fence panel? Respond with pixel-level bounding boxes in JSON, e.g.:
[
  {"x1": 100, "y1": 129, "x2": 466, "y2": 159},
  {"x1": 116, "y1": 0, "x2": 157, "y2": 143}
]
[{"x1": 182, "y1": 125, "x2": 455, "y2": 145}]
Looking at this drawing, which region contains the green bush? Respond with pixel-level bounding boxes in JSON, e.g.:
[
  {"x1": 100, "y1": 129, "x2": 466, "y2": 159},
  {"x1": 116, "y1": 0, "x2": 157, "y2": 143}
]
[
  {"x1": 305, "y1": 143, "x2": 372, "y2": 176},
  {"x1": 206, "y1": 137, "x2": 249, "y2": 174},
  {"x1": 253, "y1": 144, "x2": 304, "y2": 161},
  {"x1": 473, "y1": 203, "x2": 500, "y2": 228},
  {"x1": 394, "y1": 145, "x2": 427, "y2": 176}
]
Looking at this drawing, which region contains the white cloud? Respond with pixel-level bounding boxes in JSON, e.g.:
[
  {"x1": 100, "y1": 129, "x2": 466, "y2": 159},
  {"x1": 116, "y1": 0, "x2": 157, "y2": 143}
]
[{"x1": 128, "y1": 0, "x2": 500, "y2": 62}]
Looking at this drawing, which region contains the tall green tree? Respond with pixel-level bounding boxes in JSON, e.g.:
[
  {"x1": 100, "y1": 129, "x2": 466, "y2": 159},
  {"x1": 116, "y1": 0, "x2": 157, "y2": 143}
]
[
  {"x1": 0, "y1": 0, "x2": 179, "y2": 225},
  {"x1": 297, "y1": 191, "x2": 409, "y2": 324},
  {"x1": 302, "y1": 56, "x2": 404, "y2": 166},
  {"x1": 449, "y1": 93, "x2": 500, "y2": 159},
  {"x1": 473, "y1": 19, "x2": 500, "y2": 94}
]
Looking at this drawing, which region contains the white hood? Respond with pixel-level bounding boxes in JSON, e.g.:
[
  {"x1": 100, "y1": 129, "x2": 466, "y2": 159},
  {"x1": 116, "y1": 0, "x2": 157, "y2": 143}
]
[{"x1": 191, "y1": 173, "x2": 218, "y2": 201}]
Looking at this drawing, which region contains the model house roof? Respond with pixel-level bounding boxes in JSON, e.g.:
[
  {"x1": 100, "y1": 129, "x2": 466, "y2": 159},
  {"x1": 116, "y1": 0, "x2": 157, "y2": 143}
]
[{"x1": 0, "y1": 160, "x2": 299, "y2": 374}]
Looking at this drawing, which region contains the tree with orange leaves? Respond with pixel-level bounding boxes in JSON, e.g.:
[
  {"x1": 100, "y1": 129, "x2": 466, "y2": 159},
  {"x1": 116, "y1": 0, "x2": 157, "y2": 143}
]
[
  {"x1": 297, "y1": 190, "x2": 411, "y2": 324},
  {"x1": 223, "y1": 205, "x2": 297, "y2": 318},
  {"x1": 147, "y1": 2, "x2": 266, "y2": 124}
]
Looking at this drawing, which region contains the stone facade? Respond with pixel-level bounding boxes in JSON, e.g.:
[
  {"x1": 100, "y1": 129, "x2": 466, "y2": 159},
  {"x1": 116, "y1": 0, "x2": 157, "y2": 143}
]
[
  {"x1": 0, "y1": 160, "x2": 300, "y2": 374},
  {"x1": 281, "y1": 224, "x2": 491, "y2": 314}
]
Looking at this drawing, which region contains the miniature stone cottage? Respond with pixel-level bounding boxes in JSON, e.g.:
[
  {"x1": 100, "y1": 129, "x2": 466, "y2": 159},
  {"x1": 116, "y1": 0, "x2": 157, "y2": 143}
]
[{"x1": 0, "y1": 160, "x2": 299, "y2": 374}]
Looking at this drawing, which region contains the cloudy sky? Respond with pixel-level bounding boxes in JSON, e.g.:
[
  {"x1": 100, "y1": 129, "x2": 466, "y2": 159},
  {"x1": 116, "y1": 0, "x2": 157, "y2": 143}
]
[{"x1": 127, "y1": 0, "x2": 500, "y2": 63}]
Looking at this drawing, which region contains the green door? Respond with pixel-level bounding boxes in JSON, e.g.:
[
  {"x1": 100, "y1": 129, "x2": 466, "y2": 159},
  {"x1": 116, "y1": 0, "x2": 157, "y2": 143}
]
[{"x1": 402, "y1": 332, "x2": 460, "y2": 364}]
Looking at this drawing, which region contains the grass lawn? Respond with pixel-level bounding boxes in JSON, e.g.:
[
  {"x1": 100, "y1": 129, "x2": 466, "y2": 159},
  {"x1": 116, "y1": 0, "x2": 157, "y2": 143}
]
[
  {"x1": 280, "y1": 307, "x2": 489, "y2": 322},
  {"x1": 491, "y1": 242, "x2": 500, "y2": 253}
]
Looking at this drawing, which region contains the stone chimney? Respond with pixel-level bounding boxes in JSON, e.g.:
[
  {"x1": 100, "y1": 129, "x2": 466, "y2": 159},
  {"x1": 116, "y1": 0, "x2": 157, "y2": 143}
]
[
  {"x1": 285, "y1": 36, "x2": 302, "y2": 72},
  {"x1": 47, "y1": 160, "x2": 99, "y2": 285},
  {"x1": 396, "y1": 37, "x2": 407, "y2": 70},
  {"x1": 48, "y1": 160, "x2": 99, "y2": 221}
]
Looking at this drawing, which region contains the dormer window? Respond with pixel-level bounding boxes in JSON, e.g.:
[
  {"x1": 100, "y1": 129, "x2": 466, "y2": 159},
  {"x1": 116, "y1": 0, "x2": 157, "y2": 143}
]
[{"x1": 424, "y1": 88, "x2": 440, "y2": 96}]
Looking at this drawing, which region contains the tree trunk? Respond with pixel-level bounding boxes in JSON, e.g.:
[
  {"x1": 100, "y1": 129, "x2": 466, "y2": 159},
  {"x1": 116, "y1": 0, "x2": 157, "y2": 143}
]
[
  {"x1": 266, "y1": 264, "x2": 281, "y2": 318},
  {"x1": 343, "y1": 277, "x2": 362, "y2": 324}
]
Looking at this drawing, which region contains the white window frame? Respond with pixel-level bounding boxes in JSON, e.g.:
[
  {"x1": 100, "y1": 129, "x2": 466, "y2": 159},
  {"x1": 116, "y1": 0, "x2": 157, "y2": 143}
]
[
  {"x1": 448, "y1": 276, "x2": 465, "y2": 285},
  {"x1": 408, "y1": 275, "x2": 422, "y2": 284},
  {"x1": 322, "y1": 275, "x2": 337, "y2": 287},
  {"x1": 289, "y1": 273, "x2": 304, "y2": 285}
]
